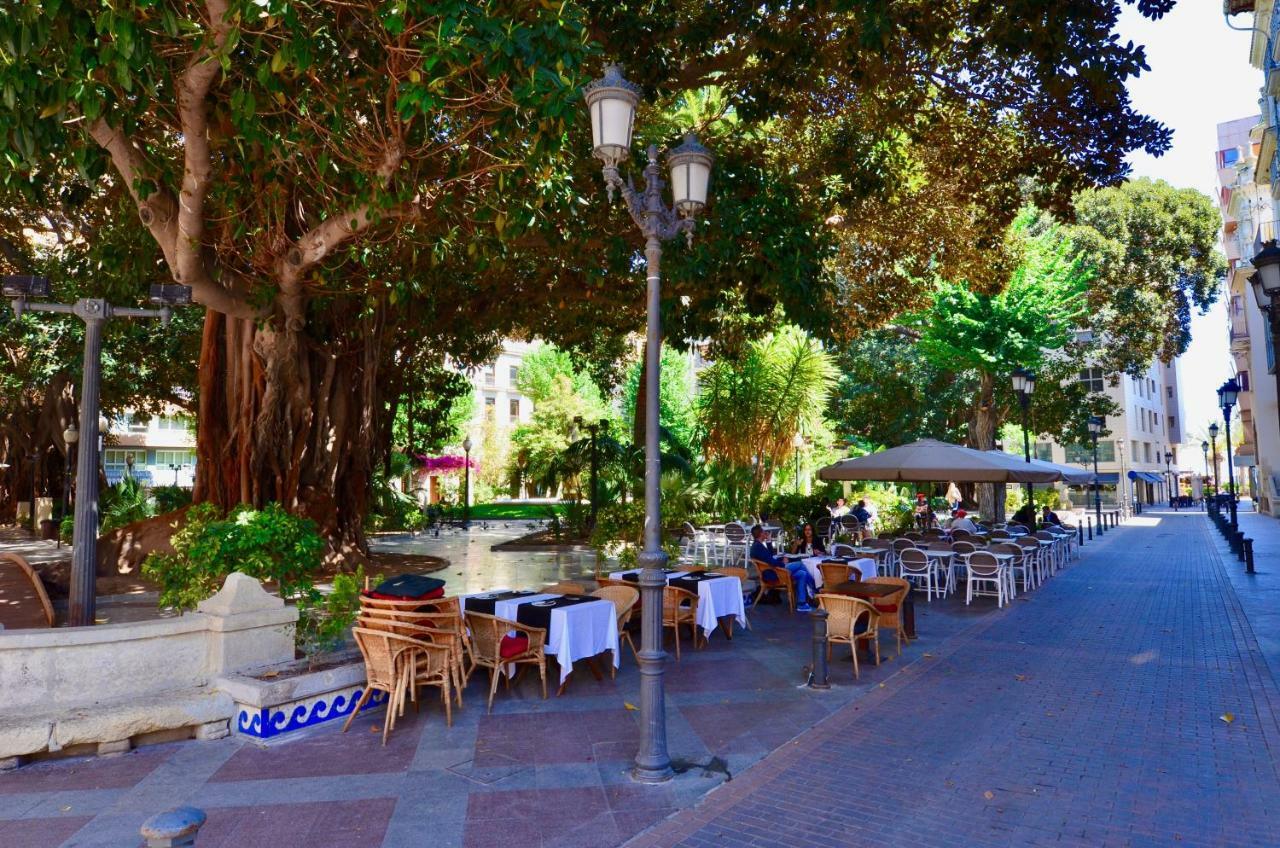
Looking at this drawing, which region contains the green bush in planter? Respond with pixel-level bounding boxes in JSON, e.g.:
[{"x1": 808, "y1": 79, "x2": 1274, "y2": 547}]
[{"x1": 142, "y1": 502, "x2": 326, "y2": 614}]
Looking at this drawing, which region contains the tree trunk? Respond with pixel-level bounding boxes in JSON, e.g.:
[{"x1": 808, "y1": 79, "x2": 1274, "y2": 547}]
[
  {"x1": 193, "y1": 307, "x2": 381, "y2": 564},
  {"x1": 966, "y1": 371, "x2": 1006, "y2": 524}
]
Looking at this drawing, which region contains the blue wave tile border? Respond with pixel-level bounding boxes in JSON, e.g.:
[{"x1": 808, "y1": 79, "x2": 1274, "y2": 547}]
[{"x1": 234, "y1": 685, "x2": 387, "y2": 740}]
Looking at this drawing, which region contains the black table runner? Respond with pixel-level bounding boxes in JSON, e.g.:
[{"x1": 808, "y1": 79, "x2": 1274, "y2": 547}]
[
  {"x1": 619, "y1": 569, "x2": 680, "y2": 583},
  {"x1": 670, "y1": 572, "x2": 729, "y2": 593},
  {"x1": 514, "y1": 594, "x2": 599, "y2": 630},
  {"x1": 462, "y1": 590, "x2": 538, "y2": 616}
]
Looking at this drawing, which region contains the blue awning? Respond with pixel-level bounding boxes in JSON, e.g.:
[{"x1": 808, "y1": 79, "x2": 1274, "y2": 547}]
[
  {"x1": 1127, "y1": 471, "x2": 1162, "y2": 484},
  {"x1": 1072, "y1": 472, "x2": 1118, "y2": 485}
]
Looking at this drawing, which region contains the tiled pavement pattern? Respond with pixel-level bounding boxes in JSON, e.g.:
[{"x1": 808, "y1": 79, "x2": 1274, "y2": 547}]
[
  {"x1": 0, "y1": 538, "x2": 994, "y2": 848},
  {"x1": 9, "y1": 513, "x2": 1276, "y2": 847},
  {"x1": 627, "y1": 511, "x2": 1280, "y2": 848}
]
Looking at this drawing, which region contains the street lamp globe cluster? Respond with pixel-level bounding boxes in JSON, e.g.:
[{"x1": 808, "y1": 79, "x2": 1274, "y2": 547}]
[
  {"x1": 1011, "y1": 367, "x2": 1036, "y2": 504},
  {"x1": 1087, "y1": 415, "x2": 1105, "y2": 533},
  {"x1": 1218, "y1": 377, "x2": 1240, "y2": 534},
  {"x1": 585, "y1": 63, "x2": 713, "y2": 784}
]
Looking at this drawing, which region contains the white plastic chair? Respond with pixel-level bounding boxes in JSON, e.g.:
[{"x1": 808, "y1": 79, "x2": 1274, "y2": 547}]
[
  {"x1": 966, "y1": 551, "x2": 1007, "y2": 607},
  {"x1": 897, "y1": 548, "x2": 935, "y2": 602}
]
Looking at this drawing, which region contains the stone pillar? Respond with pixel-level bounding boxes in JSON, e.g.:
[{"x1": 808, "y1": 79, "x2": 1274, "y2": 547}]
[{"x1": 197, "y1": 573, "x2": 298, "y2": 676}]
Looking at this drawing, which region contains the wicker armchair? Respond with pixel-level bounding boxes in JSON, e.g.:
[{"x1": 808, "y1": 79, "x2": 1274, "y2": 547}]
[
  {"x1": 464, "y1": 611, "x2": 549, "y2": 712},
  {"x1": 662, "y1": 585, "x2": 702, "y2": 659},
  {"x1": 345, "y1": 627, "x2": 449, "y2": 744},
  {"x1": 590, "y1": 585, "x2": 639, "y2": 676},
  {"x1": 819, "y1": 561, "x2": 860, "y2": 589},
  {"x1": 865, "y1": 576, "x2": 910, "y2": 657},
  {"x1": 546, "y1": 581, "x2": 588, "y2": 595},
  {"x1": 751, "y1": 557, "x2": 797, "y2": 611},
  {"x1": 815, "y1": 593, "x2": 879, "y2": 679},
  {"x1": 357, "y1": 609, "x2": 468, "y2": 708}
]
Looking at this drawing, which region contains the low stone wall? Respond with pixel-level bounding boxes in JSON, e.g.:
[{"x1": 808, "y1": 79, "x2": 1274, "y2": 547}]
[{"x1": 0, "y1": 573, "x2": 298, "y2": 763}]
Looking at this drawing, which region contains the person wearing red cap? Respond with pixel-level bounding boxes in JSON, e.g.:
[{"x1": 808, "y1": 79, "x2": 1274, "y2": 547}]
[{"x1": 949, "y1": 508, "x2": 978, "y2": 534}]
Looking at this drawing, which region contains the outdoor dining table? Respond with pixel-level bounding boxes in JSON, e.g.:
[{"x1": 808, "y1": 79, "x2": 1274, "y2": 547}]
[
  {"x1": 461, "y1": 590, "x2": 619, "y2": 684},
  {"x1": 609, "y1": 569, "x2": 747, "y2": 636},
  {"x1": 827, "y1": 579, "x2": 917, "y2": 640},
  {"x1": 789, "y1": 554, "x2": 877, "y2": 588}
]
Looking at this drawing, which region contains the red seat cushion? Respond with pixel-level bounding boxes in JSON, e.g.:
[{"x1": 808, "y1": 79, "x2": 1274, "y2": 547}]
[
  {"x1": 362, "y1": 587, "x2": 446, "y2": 601},
  {"x1": 873, "y1": 603, "x2": 899, "y2": 613},
  {"x1": 500, "y1": 633, "x2": 530, "y2": 659}
]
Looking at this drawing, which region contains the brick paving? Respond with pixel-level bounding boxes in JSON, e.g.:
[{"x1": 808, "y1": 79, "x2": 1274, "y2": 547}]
[
  {"x1": 626, "y1": 511, "x2": 1280, "y2": 848},
  {"x1": 6, "y1": 513, "x2": 1277, "y2": 847}
]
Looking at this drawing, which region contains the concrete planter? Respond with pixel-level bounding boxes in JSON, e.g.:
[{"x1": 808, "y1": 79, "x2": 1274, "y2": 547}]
[{"x1": 217, "y1": 652, "x2": 382, "y2": 742}]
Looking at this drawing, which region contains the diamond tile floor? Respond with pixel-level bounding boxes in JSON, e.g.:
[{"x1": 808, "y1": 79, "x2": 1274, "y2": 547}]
[{"x1": 5, "y1": 513, "x2": 1277, "y2": 847}]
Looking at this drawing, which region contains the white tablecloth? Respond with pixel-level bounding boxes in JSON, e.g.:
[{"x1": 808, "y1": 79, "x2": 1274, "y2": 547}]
[
  {"x1": 464, "y1": 591, "x2": 620, "y2": 683},
  {"x1": 608, "y1": 570, "x2": 748, "y2": 636},
  {"x1": 797, "y1": 556, "x2": 877, "y2": 588}
]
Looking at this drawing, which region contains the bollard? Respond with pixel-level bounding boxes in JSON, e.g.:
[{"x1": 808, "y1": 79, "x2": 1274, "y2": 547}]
[
  {"x1": 808, "y1": 607, "x2": 831, "y2": 690},
  {"x1": 1078, "y1": 522, "x2": 1084, "y2": 547},
  {"x1": 1087, "y1": 516, "x2": 1093, "y2": 540},
  {"x1": 1234, "y1": 531, "x2": 1245, "y2": 559},
  {"x1": 141, "y1": 807, "x2": 206, "y2": 847},
  {"x1": 1244, "y1": 538, "x2": 1255, "y2": 574}
]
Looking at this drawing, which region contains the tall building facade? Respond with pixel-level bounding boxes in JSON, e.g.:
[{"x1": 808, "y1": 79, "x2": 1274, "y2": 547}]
[{"x1": 1034, "y1": 360, "x2": 1183, "y2": 509}]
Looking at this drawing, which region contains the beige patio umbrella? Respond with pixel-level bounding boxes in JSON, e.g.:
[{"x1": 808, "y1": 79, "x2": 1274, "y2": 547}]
[
  {"x1": 983, "y1": 452, "x2": 1095, "y2": 484},
  {"x1": 817, "y1": 439, "x2": 1062, "y2": 484}
]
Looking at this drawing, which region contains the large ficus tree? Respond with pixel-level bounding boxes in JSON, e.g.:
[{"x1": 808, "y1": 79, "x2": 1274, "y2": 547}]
[
  {"x1": 1, "y1": 0, "x2": 589, "y2": 552},
  {"x1": 1, "y1": 0, "x2": 1180, "y2": 553}
]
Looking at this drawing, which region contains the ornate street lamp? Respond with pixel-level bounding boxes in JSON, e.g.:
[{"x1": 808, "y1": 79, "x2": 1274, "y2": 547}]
[
  {"x1": 1088, "y1": 416, "x2": 1104, "y2": 534},
  {"x1": 1218, "y1": 378, "x2": 1241, "y2": 533},
  {"x1": 3, "y1": 276, "x2": 190, "y2": 626},
  {"x1": 585, "y1": 64, "x2": 713, "y2": 783},
  {"x1": 1011, "y1": 367, "x2": 1036, "y2": 504},
  {"x1": 1201, "y1": 440, "x2": 1210, "y2": 496},
  {"x1": 1163, "y1": 450, "x2": 1173, "y2": 507},
  {"x1": 462, "y1": 435, "x2": 473, "y2": 528},
  {"x1": 1209, "y1": 423, "x2": 1221, "y2": 494},
  {"x1": 59, "y1": 424, "x2": 77, "y2": 549}
]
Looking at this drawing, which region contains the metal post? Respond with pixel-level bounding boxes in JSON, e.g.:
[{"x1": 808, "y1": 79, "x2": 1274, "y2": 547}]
[
  {"x1": 808, "y1": 607, "x2": 830, "y2": 689},
  {"x1": 1210, "y1": 431, "x2": 1221, "y2": 495},
  {"x1": 1086, "y1": 516, "x2": 1093, "y2": 540},
  {"x1": 589, "y1": 424, "x2": 599, "y2": 530},
  {"x1": 141, "y1": 806, "x2": 206, "y2": 847},
  {"x1": 58, "y1": 438, "x2": 73, "y2": 549},
  {"x1": 29, "y1": 449, "x2": 40, "y2": 534},
  {"x1": 634, "y1": 223, "x2": 672, "y2": 783},
  {"x1": 1091, "y1": 434, "x2": 1102, "y2": 536},
  {"x1": 1077, "y1": 522, "x2": 1084, "y2": 547},
  {"x1": 1244, "y1": 537, "x2": 1255, "y2": 574},
  {"x1": 1224, "y1": 414, "x2": 1238, "y2": 535},
  {"x1": 1020, "y1": 393, "x2": 1033, "y2": 505},
  {"x1": 463, "y1": 446, "x2": 471, "y2": 528},
  {"x1": 69, "y1": 305, "x2": 105, "y2": 627}
]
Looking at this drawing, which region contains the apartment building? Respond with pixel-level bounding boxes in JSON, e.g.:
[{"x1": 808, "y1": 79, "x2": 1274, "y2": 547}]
[
  {"x1": 104, "y1": 410, "x2": 197, "y2": 488},
  {"x1": 1216, "y1": 112, "x2": 1279, "y2": 513},
  {"x1": 1035, "y1": 359, "x2": 1184, "y2": 509}
]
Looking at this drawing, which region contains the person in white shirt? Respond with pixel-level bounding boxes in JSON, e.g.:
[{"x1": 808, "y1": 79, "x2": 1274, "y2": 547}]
[
  {"x1": 949, "y1": 509, "x2": 978, "y2": 534},
  {"x1": 829, "y1": 497, "x2": 850, "y2": 518}
]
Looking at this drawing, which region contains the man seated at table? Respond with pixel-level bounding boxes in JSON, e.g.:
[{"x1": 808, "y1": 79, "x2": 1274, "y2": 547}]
[
  {"x1": 852, "y1": 499, "x2": 873, "y2": 527},
  {"x1": 1041, "y1": 505, "x2": 1062, "y2": 526},
  {"x1": 750, "y1": 524, "x2": 817, "y2": 612},
  {"x1": 948, "y1": 508, "x2": 978, "y2": 535}
]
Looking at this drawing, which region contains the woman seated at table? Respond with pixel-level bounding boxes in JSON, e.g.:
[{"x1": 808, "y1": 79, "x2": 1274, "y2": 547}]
[
  {"x1": 790, "y1": 522, "x2": 827, "y2": 557},
  {"x1": 750, "y1": 524, "x2": 817, "y2": 612}
]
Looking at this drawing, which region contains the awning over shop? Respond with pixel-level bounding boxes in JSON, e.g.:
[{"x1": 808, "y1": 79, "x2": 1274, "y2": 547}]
[{"x1": 1127, "y1": 471, "x2": 1162, "y2": 484}]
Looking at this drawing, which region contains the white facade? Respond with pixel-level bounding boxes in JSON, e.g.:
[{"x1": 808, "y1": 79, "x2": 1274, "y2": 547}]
[
  {"x1": 1217, "y1": 114, "x2": 1280, "y2": 512},
  {"x1": 104, "y1": 410, "x2": 197, "y2": 488},
  {"x1": 1036, "y1": 359, "x2": 1183, "y2": 508},
  {"x1": 467, "y1": 339, "x2": 536, "y2": 435}
]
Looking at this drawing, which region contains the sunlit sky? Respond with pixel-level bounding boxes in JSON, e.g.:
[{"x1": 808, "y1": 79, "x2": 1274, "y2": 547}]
[{"x1": 1117, "y1": 2, "x2": 1258, "y2": 448}]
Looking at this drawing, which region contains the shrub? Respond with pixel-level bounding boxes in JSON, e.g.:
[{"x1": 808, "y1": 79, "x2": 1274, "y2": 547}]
[
  {"x1": 143, "y1": 502, "x2": 326, "y2": 614},
  {"x1": 100, "y1": 476, "x2": 154, "y2": 533},
  {"x1": 152, "y1": 485, "x2": 193, "y2": 514},
  {"x1": 296, "y1": 566, "x2": 376, "y2": 660}
]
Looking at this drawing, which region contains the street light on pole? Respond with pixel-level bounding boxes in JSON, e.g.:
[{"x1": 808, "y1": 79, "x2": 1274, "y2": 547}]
[
  {"x1": 3, "y1": 275, "x2": 191, "y2": 626},
  {"x1": 59, "y1": 424, "x2": 77, "y2": 549},
  {"x1": 1088, "y1": 416, "x2": 1104, "y2": 533},
  {"x1": 1218, "y1": 378, "x2": 1240, "y2": 534},
  {"x1": 1209, "y1": 422, "x2": 1221, "y2": 495},
  {"x1": 1201, "y1": 440, "x2": 1210, "y2": 495},
  {"x1": 462, "y1": 435, "x2": 473, "y2": 529},
  {"x1": 1163, "y1": 450, "x2": 1173, "y2": 507},
  {"x1": 1011, "y1": 367, "x2": 1036, "y2": 505},
  {"x1": 585, "y1": 63, "x2": 713, "y2": 784},
  {"x1": 29, "y1": 448, "x2": 41, "y2": 534}
]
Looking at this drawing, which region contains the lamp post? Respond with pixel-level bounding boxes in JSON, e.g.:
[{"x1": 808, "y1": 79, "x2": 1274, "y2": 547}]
[
  {"x1": 59, "y1": 424, "x2": 77, "y2": 549},
  {"x1": 585, "y1": 64, "x2": 713, "y2": 783},
  {"x1": 1088, "y1": 416, "x2": 1104, "y2": 533},
  {"x1": 169, "y1": 463, "x2": 180, "y2": 487},
  {"x1": 1164, "y1": 450, "x2": 1173, "y2": 507},
  {"x1": 1202, "y1": 440, "x2": 1210, "y2": 496},
  {"x1": 792, "y1": 432, "x2": 805, "y2": 494},
  {"x1": 1011, "y1": 368, "x2": 1036, "y2": 505},
  {"x1": 462, "y1": 436, "x2": 473, "y2": 528},
  {"x1": 1218, "y1": 378, "x2": 1240, "y2": 534},
  {"x1": 29, "y1": 448, "x2": 41, "y2": 534},
  {"x1": 1209, "y1": 422, "x2": 1221, "y2": 495},
  {"x1": 3, "y1": 275, "x2": 191, "y2": 626}
]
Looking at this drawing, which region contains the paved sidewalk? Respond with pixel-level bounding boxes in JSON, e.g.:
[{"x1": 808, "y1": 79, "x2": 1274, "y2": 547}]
[{"x1": 626, "y1": 511, "x2": 1280, "y2": 847}]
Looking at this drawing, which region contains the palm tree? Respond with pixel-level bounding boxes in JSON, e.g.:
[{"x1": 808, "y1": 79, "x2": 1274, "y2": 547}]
[{"x1": 697, "y1": 326, "x2": 837, "y2": 505}]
